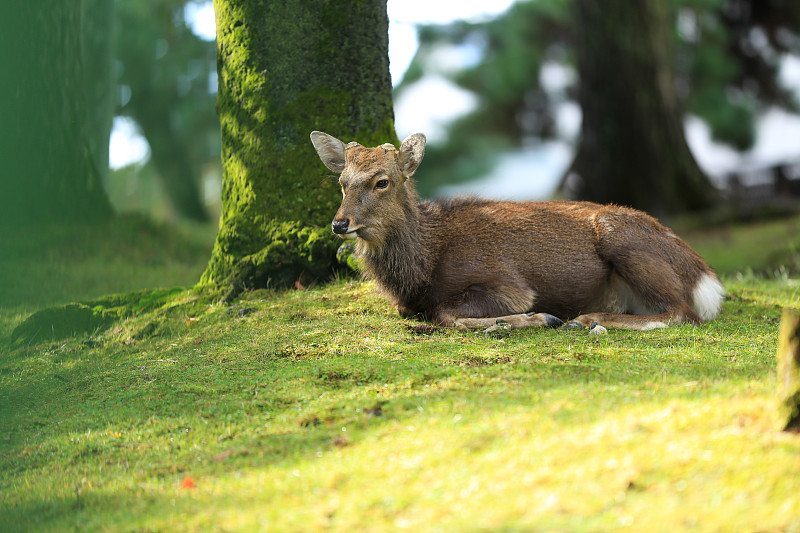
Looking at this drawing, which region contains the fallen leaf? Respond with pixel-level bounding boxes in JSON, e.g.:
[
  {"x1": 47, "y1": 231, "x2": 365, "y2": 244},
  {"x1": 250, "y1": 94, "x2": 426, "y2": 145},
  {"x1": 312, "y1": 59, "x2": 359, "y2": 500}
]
[
  {"x1": 211, "y1": 447, "x2": 250, "y2": 462},
  {"x1": 212, "y1": 450, "x2": 233, "y2": 462},
  {"x1": 407, "y1": 324, "x2": 439, "y2": 335}
]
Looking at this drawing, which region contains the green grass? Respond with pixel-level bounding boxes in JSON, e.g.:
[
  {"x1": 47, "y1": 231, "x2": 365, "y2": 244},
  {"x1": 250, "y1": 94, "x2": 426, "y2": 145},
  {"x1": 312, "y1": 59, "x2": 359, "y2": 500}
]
[
  {"x1": 1, "y1": 215, "x2": 800, "y2": 532},
  {"x1": 680, "y1": 213, "x2": 800, "y2": 277}
]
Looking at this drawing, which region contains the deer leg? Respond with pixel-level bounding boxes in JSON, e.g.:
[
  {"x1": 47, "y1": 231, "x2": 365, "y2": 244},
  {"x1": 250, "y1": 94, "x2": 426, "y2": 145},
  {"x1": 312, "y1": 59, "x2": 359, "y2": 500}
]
[
  {"x1": 454, "y1": 312, "x2": 563, "y2": 329},
  {"x1": 559, "y1": 263, "x2": 702, "y2": 330},
  {"x1": 433, "y1": 281, "x2": 562, "y2": 329},
  {"x1": 564, "y1": 310, "x2": 700, "y2": 331},
  {"x1": 584, "y1": 212, "x2": 714, "y2": 331}
]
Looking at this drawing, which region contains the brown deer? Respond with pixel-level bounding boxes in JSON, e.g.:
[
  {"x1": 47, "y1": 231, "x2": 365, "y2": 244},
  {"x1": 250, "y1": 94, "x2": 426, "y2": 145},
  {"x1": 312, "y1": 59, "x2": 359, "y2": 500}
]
[{"x1": 310, "y1": 131, "x2": 725, "y2": 331}]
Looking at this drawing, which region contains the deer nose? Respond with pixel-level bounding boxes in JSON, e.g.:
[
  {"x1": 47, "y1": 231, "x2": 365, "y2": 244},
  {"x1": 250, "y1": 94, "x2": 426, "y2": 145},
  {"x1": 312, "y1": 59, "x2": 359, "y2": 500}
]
[{"x1": 331, "y1": 218, "x2": 350, "y2": 235}]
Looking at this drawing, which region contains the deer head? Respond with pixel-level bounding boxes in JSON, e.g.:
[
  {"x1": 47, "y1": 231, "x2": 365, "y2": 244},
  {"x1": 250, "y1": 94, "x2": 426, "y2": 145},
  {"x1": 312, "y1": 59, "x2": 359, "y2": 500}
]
[{"x1": 311, "y1": 131, "x2": 426, "y2": 252}]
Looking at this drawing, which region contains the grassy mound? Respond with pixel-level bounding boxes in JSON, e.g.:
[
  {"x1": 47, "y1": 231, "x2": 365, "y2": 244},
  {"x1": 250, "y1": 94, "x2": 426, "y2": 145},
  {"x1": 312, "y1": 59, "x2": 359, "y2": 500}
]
[
  {"x1": 1, "y1": 215, "x2": 800, "y2": 531},
  {"x1": 10, "y1": 288, "x2": 187, "y2": 344}
]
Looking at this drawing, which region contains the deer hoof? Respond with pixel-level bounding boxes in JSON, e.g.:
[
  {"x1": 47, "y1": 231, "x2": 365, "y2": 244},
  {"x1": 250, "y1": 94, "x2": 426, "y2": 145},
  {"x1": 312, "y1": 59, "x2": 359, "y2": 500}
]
[
  {"x1": 542, "y1": 313, "x2": 563, "y2": 328},
  {"x1": 525, "y1": 312, "x2": 563, "y2": 328},
  {"x1": 562, "y1": 320, "x2": 585, "y2": 330}
]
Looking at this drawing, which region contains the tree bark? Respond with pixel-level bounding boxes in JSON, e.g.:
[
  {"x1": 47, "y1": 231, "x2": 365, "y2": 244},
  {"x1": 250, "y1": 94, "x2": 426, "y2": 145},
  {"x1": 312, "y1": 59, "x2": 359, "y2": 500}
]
[
  {"x1": 202, "y1": 0, "x2": 397, "y2": 298},
  {"x1": 778, "y1": 308, "x2": 800, "y2": 432},
  {"x1": 0, "y1": 1, "x2": 114, "y2": 227},
  {"x1": 567, "y1": 0, "x2": 716, "y2": 216}
]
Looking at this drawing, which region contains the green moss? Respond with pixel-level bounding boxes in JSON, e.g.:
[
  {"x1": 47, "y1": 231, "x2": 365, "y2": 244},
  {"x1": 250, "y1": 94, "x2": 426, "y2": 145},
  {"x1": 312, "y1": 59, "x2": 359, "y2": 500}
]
[
  {"x1": 337, "y1": 242, "x2": 363, "y2": 272},
  {"x1": 10, "y1": 287, "x2": 185, "y2": 344},
  {"x1": 202, "y1": 219, "x2": 344, "y2": 301}
]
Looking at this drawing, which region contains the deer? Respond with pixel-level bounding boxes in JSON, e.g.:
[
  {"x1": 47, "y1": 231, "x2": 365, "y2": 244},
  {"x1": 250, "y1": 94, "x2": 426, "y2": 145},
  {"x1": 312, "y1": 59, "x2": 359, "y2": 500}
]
[{"x1": 310, "y1": 131, "x2": 725, "y2": 331}]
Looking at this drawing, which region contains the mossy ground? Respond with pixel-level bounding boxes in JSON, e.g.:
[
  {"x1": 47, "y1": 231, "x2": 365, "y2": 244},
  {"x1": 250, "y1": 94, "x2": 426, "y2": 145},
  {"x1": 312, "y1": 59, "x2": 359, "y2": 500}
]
[{"x1": 2, "y1": 214, "x2": 800, "y2": 532}]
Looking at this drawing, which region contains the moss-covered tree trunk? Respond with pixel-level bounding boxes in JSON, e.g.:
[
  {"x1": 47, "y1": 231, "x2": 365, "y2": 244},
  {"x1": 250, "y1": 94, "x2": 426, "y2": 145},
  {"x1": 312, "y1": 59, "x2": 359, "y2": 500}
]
[
  {"x1": 202, "y1": 0, "x2": 397, "y2": 298},
  {"x1": 0, "y1": 0, "x2": 114, "y2": 227},
  {"x1": 566, "y1": 0, "x2": 716, "y2": 216},
  {"x1": 778, "y1": 308, "x2": 800, "y2": 432}
]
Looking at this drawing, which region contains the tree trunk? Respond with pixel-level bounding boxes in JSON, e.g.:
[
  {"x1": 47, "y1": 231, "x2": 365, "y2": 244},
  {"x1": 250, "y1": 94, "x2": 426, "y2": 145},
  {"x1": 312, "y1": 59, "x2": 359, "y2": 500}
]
[
  {"x1": 133, "y1": 99, "x2": 210, "y2": 222},
  {"x1": 82, "y1": 0, "x2": 115, "y2": 192},
  {"x1": 114, "y1": 0, "x2": 215, "y2": 222},
  {"x1": 778, "y1": 308, "x2": 800, "y2": 432},
  {"x1": 566, "y1": 0, "x2": 716, "y2": 216},
  {"x1": 0, "y1": 1, "x2": 114, "y2": 227},
  {"x1": 202, "y1": 0, "x2": 397, "y2": 298}
]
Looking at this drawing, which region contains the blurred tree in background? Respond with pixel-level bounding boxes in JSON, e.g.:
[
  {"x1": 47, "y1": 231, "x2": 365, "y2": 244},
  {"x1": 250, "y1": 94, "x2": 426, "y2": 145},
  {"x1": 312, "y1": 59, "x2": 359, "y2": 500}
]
[
  {"x1": 681, "y1": 0, "x2": 800, "y2": 150},
  {"x1": 4, "y1": 0, "x2": 797, "y2": 229},
  {"x1": 113, "y1": 0, "x2": 219, "y2": 221},
  {"x1": 571, "y1": 0, "x2": 714, "y2": 215},
  {"x1": 401, "y1": 0, "x2": 800, "y2": 214},
  {"x1": 0, "y1": 0, "x2": 220, "y2": 227},
  {"x1": 396, "y1": 1, "x2": 573, "y2": 197},
  {"x1": 0, "y1": 0, "x2": 115, "y2": 227}
]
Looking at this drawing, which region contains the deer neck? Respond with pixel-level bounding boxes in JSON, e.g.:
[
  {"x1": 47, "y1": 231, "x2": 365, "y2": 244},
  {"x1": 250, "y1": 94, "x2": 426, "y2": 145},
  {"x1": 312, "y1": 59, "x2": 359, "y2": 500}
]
[{"x1": 356, "y1": 199, "x2": 432, "y2": 302}]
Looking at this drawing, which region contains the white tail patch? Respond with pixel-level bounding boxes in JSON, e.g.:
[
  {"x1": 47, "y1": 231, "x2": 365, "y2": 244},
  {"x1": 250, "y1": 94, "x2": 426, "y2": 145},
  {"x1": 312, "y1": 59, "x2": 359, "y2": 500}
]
[{"x1": 692, "y1": 273, "x2": 725, "y2": 321}]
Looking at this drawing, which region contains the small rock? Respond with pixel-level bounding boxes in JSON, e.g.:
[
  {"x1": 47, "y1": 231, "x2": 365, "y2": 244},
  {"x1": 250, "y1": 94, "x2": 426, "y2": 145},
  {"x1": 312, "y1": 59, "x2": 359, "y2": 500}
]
[
  {"x1": 226, "y1": 305, "x2": 256, "y2": 318},
  {"x1": 483, "y1": 322, "x2": 512, "y2": 339},
  {"x1": 589, "y1": 323, "x2": 608, "y2": 336},
  {"x1": 364, "y1": 401, "x2": 388, "y2": 418}
]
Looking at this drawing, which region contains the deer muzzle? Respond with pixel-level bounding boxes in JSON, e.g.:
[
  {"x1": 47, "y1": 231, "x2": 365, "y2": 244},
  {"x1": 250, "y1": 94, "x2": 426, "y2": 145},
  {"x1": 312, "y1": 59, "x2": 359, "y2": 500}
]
[{"x1": 331, "y1": 218, "x2": 359, "y2": 239}]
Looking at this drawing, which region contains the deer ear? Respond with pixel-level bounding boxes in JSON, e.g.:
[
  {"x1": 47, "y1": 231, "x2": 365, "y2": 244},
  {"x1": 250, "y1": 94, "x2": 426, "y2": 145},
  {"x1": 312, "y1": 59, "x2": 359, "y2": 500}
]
[
  {"x1": 310, "y1": 131, "x2": 346, "y2": 173},
  {"x1": 398, "y1": 133, "x2": 426, "y2": 177}
]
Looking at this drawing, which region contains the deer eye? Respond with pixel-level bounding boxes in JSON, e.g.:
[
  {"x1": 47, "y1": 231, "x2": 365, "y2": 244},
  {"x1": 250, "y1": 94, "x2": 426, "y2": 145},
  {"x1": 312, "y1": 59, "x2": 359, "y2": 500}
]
[{"x1": 374, "y1": 179, "x2": 389, "y2": 190}]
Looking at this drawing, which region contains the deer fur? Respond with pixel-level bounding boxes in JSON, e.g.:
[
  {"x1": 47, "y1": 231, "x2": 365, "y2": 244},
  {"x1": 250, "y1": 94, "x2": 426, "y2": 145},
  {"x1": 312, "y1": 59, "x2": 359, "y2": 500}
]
[{"x1": 310, "y1": 131, "x2": 725, "y2": 331}]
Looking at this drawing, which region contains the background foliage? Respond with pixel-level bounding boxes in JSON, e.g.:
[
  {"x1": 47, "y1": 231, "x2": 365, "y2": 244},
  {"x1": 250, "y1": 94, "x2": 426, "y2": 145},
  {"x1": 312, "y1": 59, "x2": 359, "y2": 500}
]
[{"x1": 398, "y1": 0, "x2": 800, "y2": 197}]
